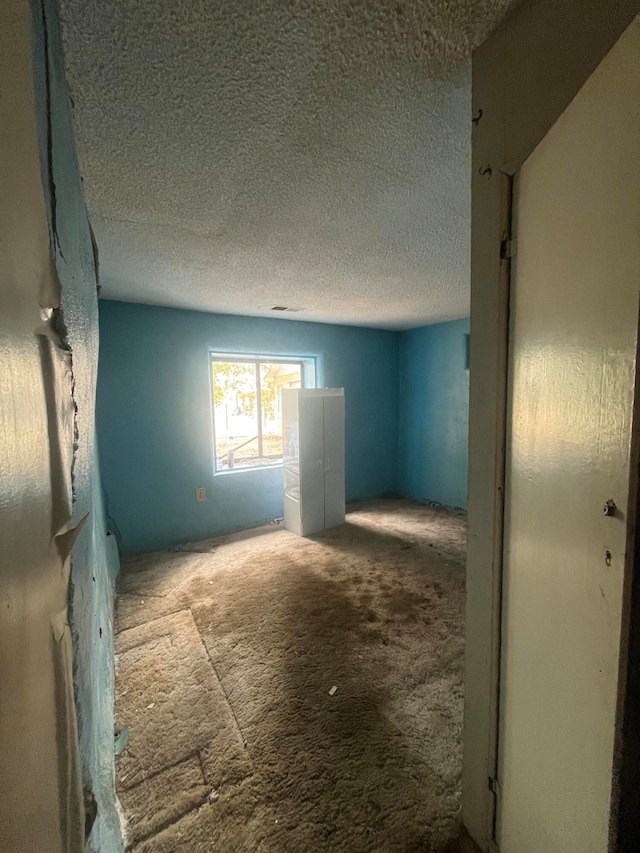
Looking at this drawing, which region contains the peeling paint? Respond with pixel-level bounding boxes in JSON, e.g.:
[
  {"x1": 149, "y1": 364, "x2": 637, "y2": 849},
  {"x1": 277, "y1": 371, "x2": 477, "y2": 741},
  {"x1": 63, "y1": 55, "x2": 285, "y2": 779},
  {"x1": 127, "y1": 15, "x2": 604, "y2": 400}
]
[
  {"x1": 55, "y1": 513, "x2": 89, "y2": 564},
  {"x1": 0, "y1": 3, "x2": 86, "y2": 848},
  {"x1": 30, "y1": 0, "x2": 124, "y2": 845},
  {"x1": 0, "y1": 0, "x2": 121, "y2": 850}
]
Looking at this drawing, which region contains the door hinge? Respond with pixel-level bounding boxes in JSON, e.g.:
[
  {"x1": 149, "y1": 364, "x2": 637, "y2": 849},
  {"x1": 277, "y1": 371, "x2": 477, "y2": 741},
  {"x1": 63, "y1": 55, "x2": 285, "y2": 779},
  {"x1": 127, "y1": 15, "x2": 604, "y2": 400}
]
[
  {"x1": 487, "y1": 777, "x2": 501, "y2": 852},
  {"x1": 500, "y1": 238, "x2": 517, "y2": 260}
]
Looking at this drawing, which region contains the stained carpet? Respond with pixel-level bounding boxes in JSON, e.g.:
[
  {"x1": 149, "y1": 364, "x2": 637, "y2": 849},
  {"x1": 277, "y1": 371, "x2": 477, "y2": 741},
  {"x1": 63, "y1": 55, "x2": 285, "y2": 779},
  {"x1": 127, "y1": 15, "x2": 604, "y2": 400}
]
[{"x1": 114, "y1": 499, "x2": 467, "y2": 852}]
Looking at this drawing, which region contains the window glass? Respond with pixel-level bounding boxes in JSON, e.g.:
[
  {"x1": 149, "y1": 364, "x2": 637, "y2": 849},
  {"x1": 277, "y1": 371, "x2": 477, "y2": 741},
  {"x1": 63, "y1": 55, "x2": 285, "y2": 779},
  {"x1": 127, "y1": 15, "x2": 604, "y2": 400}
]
[{"x1": 212, "y1": 359, "x2": 303, "y2": 472}]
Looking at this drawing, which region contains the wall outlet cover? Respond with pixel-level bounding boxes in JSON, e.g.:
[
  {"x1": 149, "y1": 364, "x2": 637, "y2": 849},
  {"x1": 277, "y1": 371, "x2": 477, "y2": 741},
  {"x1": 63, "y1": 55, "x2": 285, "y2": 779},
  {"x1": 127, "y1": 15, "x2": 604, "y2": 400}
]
[{"x1": 195, "y1": 488, "x2": 206, "y2": 502}]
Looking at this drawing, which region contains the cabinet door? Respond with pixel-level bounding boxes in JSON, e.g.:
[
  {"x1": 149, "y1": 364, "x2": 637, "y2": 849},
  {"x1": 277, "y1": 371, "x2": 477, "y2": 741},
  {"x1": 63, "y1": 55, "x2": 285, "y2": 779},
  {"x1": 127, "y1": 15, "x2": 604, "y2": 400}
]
[
  {"x1": 323, "y1": 395, "x2": 345, "y2": 529},
  {"x1": 282, "y1": 425, "x2": 301, "y2": 535},
  {"x1": 299, "y1": 394, "x2": 325, "y2": 536}
]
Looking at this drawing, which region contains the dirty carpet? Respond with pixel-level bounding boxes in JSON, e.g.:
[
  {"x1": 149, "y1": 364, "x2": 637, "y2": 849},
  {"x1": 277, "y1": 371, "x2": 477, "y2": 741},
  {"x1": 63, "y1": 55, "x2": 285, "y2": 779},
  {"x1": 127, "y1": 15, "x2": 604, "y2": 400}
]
[{"x1": 114, "y1": 498, "x2": 467, "y2": 852}]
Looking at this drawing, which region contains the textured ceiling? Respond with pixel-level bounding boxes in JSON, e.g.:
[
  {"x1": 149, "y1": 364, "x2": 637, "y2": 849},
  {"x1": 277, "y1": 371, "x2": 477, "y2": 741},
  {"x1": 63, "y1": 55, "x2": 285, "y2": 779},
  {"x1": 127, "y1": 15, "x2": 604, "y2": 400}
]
[{"x1": 60, "y1": 0, "x2": 514, "y2": 330}]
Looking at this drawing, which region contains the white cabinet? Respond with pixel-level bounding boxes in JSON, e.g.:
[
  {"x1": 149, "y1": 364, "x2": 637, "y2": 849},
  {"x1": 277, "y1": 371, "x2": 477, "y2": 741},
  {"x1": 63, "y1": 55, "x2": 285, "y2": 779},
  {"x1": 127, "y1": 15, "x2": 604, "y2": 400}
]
[{"x1": 282, "y1": 388, "x2": 345, "y2": 537}]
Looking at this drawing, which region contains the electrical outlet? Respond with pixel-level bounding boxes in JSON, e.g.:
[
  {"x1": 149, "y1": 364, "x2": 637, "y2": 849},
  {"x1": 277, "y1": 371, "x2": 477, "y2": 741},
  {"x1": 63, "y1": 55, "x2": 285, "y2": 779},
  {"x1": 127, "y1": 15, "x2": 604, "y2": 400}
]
[{"x1": 195, "y1": 487, "x2": 206, "y2": 502}]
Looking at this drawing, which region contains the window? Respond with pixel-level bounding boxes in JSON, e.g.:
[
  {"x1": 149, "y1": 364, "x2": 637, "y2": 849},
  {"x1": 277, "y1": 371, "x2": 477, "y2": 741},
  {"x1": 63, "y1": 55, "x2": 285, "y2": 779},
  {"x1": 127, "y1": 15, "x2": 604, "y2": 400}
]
[{"x1": 211, "y1": 356, "x2": 310, "y2": 473}]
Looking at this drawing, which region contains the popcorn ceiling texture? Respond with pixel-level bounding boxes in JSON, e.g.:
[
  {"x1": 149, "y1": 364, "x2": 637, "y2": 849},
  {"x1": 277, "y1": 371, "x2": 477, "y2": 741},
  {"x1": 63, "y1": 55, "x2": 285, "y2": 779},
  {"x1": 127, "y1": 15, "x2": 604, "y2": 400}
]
[{"x1": 59, "y1": 0, "x2": 515, "y2": 329}]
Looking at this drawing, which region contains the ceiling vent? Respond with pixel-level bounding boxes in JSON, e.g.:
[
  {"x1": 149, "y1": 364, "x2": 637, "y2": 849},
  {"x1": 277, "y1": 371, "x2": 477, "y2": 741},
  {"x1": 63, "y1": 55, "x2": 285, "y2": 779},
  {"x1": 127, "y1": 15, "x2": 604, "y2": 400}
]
[{"x1": 270, "y1": 306, "x2": 303, "y2": 313}]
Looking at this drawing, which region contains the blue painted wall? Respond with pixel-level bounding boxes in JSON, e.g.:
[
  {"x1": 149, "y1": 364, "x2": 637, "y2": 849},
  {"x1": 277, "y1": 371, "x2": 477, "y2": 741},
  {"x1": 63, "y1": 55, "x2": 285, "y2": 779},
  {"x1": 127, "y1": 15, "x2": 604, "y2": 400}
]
[
  {"x1": 398, "y1": 318, "x2": 469, "y2": 510},
  {"x1": 97, "y1": 301, "x2": 399, "y2": 554},
  {"x1": 32, "y1": 1, "x2": 123, "y2": 849}
]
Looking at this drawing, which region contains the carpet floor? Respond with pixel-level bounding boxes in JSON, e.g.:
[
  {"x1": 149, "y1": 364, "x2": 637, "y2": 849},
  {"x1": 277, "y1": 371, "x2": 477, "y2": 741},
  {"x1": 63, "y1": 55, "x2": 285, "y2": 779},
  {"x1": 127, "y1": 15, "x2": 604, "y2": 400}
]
[{"x1": 114, "y1": 498, "x2": 467, "y2": 852}]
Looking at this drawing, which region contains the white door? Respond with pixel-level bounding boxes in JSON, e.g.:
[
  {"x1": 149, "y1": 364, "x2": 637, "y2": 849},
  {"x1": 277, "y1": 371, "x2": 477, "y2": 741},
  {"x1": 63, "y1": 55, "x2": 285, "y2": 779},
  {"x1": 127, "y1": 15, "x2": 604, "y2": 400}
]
[
  {"x1": 498, "y1": 16, "x2": 640, "y2": 853},
  {"x1": 298, "y1": 394, "x2": 325, "y2": 536},
  {"x1": 323, "y1": 394, "x2": 345, "y2": 529}
]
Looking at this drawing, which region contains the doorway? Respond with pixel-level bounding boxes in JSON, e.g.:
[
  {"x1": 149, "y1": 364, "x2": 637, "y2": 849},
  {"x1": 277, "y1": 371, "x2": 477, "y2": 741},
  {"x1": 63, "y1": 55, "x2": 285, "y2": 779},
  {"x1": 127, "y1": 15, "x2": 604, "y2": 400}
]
[{"x1": 497, "y1": 16, "x2": 640, "y2": 852}]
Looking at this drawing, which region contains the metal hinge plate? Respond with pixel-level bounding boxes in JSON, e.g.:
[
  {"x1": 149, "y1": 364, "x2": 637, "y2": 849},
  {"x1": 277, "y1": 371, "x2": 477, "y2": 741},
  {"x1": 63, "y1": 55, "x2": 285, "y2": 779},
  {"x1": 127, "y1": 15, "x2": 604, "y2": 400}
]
[
  {"x1": 500, "y1": 238, "x2": 517, "y2": 260},
  {"x1": 487, "y1": 777, "x2": 501, "y2": 852}
]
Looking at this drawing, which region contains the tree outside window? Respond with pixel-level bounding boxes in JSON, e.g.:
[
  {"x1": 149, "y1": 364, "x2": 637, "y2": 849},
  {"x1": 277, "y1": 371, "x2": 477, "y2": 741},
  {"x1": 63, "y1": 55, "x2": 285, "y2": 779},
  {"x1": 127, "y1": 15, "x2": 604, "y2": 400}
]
[{"x1": 212, "y1": 358, "x2": 303, "y2": 472}]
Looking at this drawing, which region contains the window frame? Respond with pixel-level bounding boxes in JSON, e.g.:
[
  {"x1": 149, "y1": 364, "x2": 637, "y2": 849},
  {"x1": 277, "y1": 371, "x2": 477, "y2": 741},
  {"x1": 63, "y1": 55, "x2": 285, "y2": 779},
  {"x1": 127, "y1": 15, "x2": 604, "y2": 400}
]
[{"x1": 210, "y1": 353, "x2": 314, "y2": 475}]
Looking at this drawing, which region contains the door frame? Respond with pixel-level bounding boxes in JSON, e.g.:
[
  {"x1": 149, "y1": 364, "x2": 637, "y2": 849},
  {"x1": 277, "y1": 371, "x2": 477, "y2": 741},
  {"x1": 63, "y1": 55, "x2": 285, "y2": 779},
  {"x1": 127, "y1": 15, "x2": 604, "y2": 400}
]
[
  {"x1": 611, "y1": 320, "x2": 640, "y2": 852},
  {"x1": 477, "y1": 167, "x2": 640, "y2": 853},
  {"x1": 484, "y1": 171, "x2": 514, "y2": 852},
  {"x1": 499, "y1": 128, "x2": 640, "y2": 851},
  {"x1": 464, "y1": 4, "x2": 640, "y2": 849},
  {"x1": 471, "y1": 88, "x2": 640, "y2": 853}
]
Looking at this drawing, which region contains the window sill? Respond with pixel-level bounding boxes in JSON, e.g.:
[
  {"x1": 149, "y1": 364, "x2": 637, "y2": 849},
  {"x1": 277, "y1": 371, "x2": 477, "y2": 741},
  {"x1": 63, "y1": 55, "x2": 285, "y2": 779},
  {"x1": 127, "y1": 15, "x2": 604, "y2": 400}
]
[{"x1": 213, "y1": 462, "x2": 284, "y2": 477}]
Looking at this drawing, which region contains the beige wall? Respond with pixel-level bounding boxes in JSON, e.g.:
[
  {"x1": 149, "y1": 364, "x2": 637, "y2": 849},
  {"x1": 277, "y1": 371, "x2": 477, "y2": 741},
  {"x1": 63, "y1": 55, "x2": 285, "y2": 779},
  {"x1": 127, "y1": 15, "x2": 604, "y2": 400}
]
[
  {"x1": 466, "y1": 1, "x2": 640, "y2": 848},
  {"x1": 0, "y1": 0, "x2": 83, "y2": 848}
]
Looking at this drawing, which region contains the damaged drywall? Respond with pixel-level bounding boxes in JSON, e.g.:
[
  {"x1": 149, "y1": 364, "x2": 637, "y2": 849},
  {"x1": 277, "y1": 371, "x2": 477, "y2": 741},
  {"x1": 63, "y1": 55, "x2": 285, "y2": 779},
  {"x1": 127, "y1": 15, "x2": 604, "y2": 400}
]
[
  {"x1": 0, "y1": 0, "x2": 121, "y2": 850},
  {"x1": 31, "y1": 0, "x2": 124, "y2": 848},
  {"x1": 0, "y1": 0, "x2": 81, "y2": 848}
]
